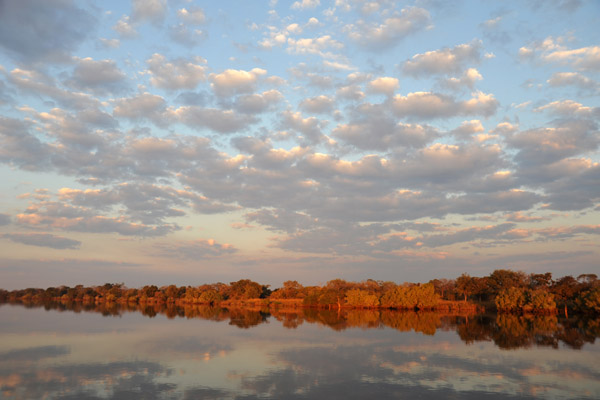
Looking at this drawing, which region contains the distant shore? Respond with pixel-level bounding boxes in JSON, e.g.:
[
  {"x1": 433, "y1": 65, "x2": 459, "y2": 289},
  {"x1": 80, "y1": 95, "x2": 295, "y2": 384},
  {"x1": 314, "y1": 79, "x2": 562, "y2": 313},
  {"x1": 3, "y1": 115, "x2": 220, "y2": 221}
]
[{"x1": 2, "y1": 269, "x2": 598, "y2": 315}]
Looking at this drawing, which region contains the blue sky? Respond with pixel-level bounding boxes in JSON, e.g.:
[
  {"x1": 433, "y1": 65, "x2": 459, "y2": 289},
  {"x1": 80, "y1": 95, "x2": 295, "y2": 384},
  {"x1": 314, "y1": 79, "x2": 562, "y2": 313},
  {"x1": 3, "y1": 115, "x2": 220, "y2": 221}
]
[{"x1": 0, "y1": 0, "x2": 599, "y2": 289}]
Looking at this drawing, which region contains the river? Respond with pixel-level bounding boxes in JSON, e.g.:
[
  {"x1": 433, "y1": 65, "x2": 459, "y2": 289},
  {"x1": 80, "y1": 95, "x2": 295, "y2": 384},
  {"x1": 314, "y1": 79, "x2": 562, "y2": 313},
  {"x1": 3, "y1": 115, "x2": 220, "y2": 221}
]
[{"x1": 0, "y1": 303, "x2": 599, "y2": 399}]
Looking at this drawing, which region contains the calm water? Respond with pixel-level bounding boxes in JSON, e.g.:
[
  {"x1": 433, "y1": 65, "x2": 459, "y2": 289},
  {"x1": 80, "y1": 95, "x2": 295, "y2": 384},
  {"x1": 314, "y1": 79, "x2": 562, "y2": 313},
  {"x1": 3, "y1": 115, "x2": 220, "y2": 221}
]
[{"x1": 1, "y1": 303, "x2": 599, "y2": 399}]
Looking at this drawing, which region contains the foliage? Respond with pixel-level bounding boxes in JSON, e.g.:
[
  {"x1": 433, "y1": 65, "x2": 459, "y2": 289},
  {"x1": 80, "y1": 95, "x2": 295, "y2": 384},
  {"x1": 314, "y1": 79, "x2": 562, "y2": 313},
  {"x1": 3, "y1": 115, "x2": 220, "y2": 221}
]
[
  {"x1": 1, "y1": 269, "x2": 598, "y2": 314},
  {"x1": 496, "y1": 287, "x2": 556, "y2": 313},
  {"x1": 345, "y1": 289, "x2": 379, "y2": 308},
  {"x1": 380, "y1": 283, "x2": 439, "y2": 310}
]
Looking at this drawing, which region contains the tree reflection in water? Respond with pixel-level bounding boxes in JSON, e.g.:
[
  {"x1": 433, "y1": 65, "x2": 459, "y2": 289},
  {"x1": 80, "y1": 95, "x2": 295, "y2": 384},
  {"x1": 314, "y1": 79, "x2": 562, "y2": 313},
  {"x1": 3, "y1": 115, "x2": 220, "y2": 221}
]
[{"x1": 3, "y1": 300, "x2": 599, "y2": 350}]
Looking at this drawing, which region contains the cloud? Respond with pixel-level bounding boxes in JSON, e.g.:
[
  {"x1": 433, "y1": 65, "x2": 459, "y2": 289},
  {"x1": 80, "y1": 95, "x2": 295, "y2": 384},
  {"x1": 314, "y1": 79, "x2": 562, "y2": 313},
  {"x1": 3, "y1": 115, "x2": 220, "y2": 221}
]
[
  {"x1": 57, "y1": 183, "x2": 188, "y2": 225},
  {"x1": 450, "y1": 120, "x2": 485, "y2": 139},
  {"x1": 153, "y1": 239, "x2": 237, "y2": 260},
  {"x1": 441, "y1": 68, "x2": 483, "y2": 91},
  {"x1": 520, "y1": 37, "x2": 600, "y2": 71},
  {"x1": 508, "y1": 119, "x2": 599, "y2": 167},
  {"x1": 0, "y1": 213, "x2": 11, "y2": 225},
  {"x1": 540, "y1": 160, "x2": 600, "y2": 211},
  {"x1": 21, "y1": 107, "x2": 110, "y2": 150},
  {"x1": 172, "y1": 106, "x2": 256, "y2": 134},
  {"x1": 234, "y1": 90, "x2": 283, "y2": 114},
  {"x1": 131, "y1": 0, "x2": 167, "y2": 25},
  {"x1": 99, "y1": 38, "x2": 120, "y2": 49},
  {"x1": 346, "y1": 7, "x2": 431, "y2": 50},
  {"x1": 9, "y1": 68, "x2": 103, "y2": 110},
  {"x1": 245, "y1": 209, "x2": 318, "y2": 234},
  {"x1": 292, "y1": 0, "x2": 320, "y2": 10},
  {"x1": 112, "y1": 92, "x2": 168, "y2": 124},
  {"x1": 547, "y1": 72, "x2": 600, "y2": 92},
  {"x1": 146, "y1": 54, "x2": 207, "y2": 91},
  {"x1": 286, "y1": 35, "x2": 344, "y2": 59},
  {"x1": 66, "y1": 57, "x2": 127, "y2": 95},
  {"x1": 15, "y1": 185, "x2": 184, "y2": 237},
  {"x1": 168, "y1": 23, "x2": 207, "y2": 47},
  {"x1": 0, "y1": 117, "x2": 52, "y2": 171},
  {"x1": 299, "y1": 95, "x2": 335, "y2": 114},
  {"x1": 281, "y1": 111, "x2": 324, "y2": 143},
  {"x1": 419, "y1": 223, "x2": 517, "y2": 247},
  {"x1": 176, "y1": 7, "x2": 206, "y2": 25},
  {"x1": 402, "y1": 40, "x2": 483, "y2": 77},
  {"x1": 1, "y1": 233, "x2": 81, "y2": 249},
  {"x1": 0, "y1": 0, "x2": 95, "y2": 63},
  {"x1": 533, "y1": 100, "x2": 600, "y2": 118},
  {"x1": 367, "y1": 77, "x2": 399, "y2": 96},
  {"x1": 336, "y1": 84, "x2": 365, "y2": 101},
  {"x1": 210, "y1": 68, "x2": 267, "y2": 96},
  {"x1": 17, "y1": 211, "x2": 178, "y2": 237},
  {"x1": 333, "y1": 120, "x2": 436, "y2": 151},
  {"x1": 392, "y1": 91, "x2": 498, "y2": 119},
  {"x1": 113, "y1": 15, "x2": 137, "y2": 38}
]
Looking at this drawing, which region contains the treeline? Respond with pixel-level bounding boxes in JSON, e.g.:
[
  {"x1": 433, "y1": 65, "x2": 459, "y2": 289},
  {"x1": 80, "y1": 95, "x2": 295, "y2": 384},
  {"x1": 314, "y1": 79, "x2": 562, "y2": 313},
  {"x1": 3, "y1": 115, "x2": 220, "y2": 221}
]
[{"x1": 1, "y1": 270, "x2": 599, "y2": 314}]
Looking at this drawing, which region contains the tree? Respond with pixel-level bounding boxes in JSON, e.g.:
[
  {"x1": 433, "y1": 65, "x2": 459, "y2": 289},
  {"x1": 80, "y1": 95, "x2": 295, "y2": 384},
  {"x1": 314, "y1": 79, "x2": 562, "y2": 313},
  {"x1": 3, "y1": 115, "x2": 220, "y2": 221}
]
[
  {"x1": 487, "y1": 269, "x2": 526, "y2": 295},
  {"x1": 551, "y1": 276, "x2": 578, "y2": 317},
  {"x1": 529, "y1": 272, "x2": 553, "y2": 290},
  {"x1": 495, "y1": 287, "x2": 526, "y2": 312},
  {"x1": 345, "y1": 289, "x2": 379, "y2": 308},
  {"x1": 456, "y1": 273, "x2": 477, "y2": 302},
  {"x1": 523, "y1": 289, "x2": 556, "y2": 313},
  {"x1": 229, "y1": 279, "x2": 263, "y2": 300},
  {"x1": 577, "y1": 288, "x2": 600, "y2": 314},
  {"x1": 325, "y1": 279, "x2": 351, "y2": 309}
]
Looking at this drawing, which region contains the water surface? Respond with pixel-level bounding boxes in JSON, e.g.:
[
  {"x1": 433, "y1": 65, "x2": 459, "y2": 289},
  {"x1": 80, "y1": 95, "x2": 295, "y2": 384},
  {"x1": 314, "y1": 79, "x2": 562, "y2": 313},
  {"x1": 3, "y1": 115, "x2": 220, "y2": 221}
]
[{"x1": 0, "y1": 303, "x2": 599, "y2": 399}]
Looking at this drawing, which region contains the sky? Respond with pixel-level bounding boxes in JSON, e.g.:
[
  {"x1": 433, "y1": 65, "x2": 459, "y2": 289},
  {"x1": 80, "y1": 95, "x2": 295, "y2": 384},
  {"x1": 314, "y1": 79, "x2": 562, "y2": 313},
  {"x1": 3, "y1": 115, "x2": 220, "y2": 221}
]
[{"x1": 0, "y1": 0, "x2": 598, "y2": 290}]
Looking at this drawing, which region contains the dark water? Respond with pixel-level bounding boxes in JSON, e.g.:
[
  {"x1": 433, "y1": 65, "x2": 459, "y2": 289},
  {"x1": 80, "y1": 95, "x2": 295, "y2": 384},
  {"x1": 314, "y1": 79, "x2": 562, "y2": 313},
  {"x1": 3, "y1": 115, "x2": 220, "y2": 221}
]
[{"x1": 1, "y1": 303, "x2": 599, "y2": 399}]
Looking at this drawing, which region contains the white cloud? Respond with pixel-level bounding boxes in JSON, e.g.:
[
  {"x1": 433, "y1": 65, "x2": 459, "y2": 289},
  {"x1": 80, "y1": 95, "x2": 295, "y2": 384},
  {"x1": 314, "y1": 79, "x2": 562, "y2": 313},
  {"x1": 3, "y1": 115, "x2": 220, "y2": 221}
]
[
  {"x1": 210, "y1": 68, "x2": 267, "y2": 96},
  {"x1": 403, "y1": 40, "x2": 483, "y2": 77},
  {"x1": 451, "y1": 120, "x2": 485, "y2": 139},
  {"x1": 113, "y1": 92, "x2": 167, "y2": 123},
  {"x1": 113, "y1": 15, "x2": 137, "y2": 38},
  {"x1": 346, "y1": 6, "x2": 431, "y2": 49},
  {"x1": 291, "y1": 0, "x2": 320, "y2": 10},
  {"x1": 131, "y1": 0, "x2": 167, "y2": 25},
  {"x1": 99, "y1": 38, "x2": 120, "y2": 49},
  {"x1": 442, "y1": 68, "x2": 483, "y2": 90},
  {"x1": 547, "y1": 72, "x2": 599, "y2": 92},
  {"x1": 234, "y1": 90, "x2": 283, "y2": 114},
  {"x1": 177, "y1": 7, "x2": 206, "y2": 25},
  {"x1": 392, "y1": 91, "x2": 498, "y2": 119},
  {"x1": 521, "y1": 36, "x2": 600, "y2": 71},
  {"x1": 281, "y1": 110, "x2": 324, "y2": 143},
  {"x1": 534, "y1": 100, "x2": 599, "y2": 117},
  {"x1": 287, "y1": 35, "x2": 344, "y2": 59},
  {"x1": 299, "y1": 95, "x2": 335, "y2": 114},
  {"x1": 367, "y1": 77, "x2": 399, "y2": 96},
  {"x1": 146, "y1": 54, "x2": 207, "y2": 91}
]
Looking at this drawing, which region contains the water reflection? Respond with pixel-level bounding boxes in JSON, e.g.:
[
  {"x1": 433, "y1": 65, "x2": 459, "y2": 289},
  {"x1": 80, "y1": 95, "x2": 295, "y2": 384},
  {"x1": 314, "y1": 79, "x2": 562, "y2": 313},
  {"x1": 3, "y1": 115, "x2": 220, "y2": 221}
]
[
  {"x1": 3, "y1": 300, "x2": 599, "y2": 350},
  {"x1": 1, "y1": 302, "x2": 599, "y2": 399}
]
